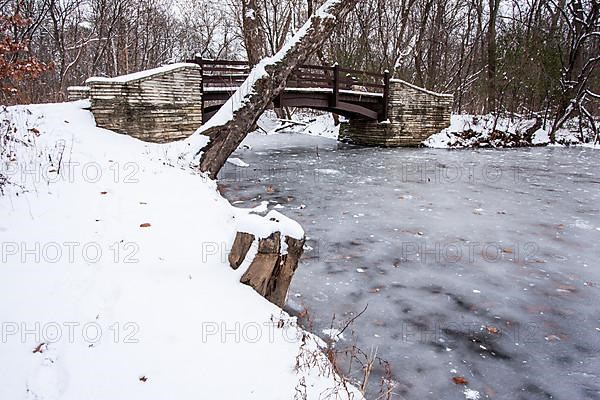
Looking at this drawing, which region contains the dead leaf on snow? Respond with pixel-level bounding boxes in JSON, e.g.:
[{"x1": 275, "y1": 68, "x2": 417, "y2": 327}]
[
  {"x1": 452, "y1": 376, "x2": 468, "y2": 385},
  {"x1": 32, "y1": 342, "x2": 46, "y2": 354}
]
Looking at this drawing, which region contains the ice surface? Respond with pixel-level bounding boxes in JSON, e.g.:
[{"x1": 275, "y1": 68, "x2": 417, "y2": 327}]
[{"x1": 220, "y1": 132, "x2": 600, "y2": 400}]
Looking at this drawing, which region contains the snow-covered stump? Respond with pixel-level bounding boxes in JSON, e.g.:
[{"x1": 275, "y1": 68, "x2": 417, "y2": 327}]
[
  {"x1": 230, "y1": 230, "x2": 305, "y2": 308},
  {"x1": 84, "y1": 63, "x2": 203, "y2": 143},
  {"x1": 339, "y1": 79, "x2": 453, "y2": 146}
]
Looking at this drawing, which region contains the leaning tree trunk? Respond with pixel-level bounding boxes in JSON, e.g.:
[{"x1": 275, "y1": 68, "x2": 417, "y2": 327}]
[{"x1": 197, "y1": 0, "x2": 359, "y2": 179}]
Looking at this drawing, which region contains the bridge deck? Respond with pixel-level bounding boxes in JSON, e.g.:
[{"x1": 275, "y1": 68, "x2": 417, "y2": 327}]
[{"x1": 188, "y1": 58, "x2": 390, "y2": 123}]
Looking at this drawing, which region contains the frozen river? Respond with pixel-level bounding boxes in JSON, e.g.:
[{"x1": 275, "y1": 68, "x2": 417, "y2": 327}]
[{"x1": 218, "y1": 133, "x2": 600, "y2": 400}]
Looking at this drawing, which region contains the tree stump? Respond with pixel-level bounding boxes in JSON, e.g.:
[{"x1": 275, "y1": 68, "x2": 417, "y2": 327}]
[
  {"x1": 228, "y1": 232, "x2": 255, "y2": 270},
  {"x1": 233, "y1": 231, "x2": 305, "y2": 307}
]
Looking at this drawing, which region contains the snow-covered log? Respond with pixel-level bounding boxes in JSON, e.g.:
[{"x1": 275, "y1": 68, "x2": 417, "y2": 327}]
[{"x1": 195, "y1": 0, "x2": 360, "y2": 179}]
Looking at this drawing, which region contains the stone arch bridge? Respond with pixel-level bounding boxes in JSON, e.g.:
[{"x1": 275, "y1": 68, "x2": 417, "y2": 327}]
[{"x1": 71, "y1": 59, "x2": 452, "y2": 146}]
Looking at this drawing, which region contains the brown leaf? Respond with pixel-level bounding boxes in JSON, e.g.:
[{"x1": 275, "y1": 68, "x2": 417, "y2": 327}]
[
  {"x1": 298, "y1": 308, "x2": 309, "y2": 318},
  {"x1": 485, "y1": 326, "x2": 500, "y2": 334},
  {"x1": 139, "y1": 223, "x2": 151, "y2": 228},
  {"x1": 32, "y1": 342, "x2": 46, "y2": 354},
  {"x1": 452, "y1": 376, "x2": 468, "y2": 385}
]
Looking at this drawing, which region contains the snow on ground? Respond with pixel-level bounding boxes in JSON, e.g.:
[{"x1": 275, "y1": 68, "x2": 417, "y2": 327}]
[
  {"x1": 0, "y1": 101, "x2": 362, "y2": 400},
  {"x1": 258, "y1": 111, "x2": 340, "y2": 139},
  {"x1": 424, "y1": 114, "x2": 599, "y2": 148}
]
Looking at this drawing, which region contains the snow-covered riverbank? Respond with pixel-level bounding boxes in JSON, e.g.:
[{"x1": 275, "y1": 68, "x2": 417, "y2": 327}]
[
  {"x1": 257, "y1": 111, "x2": 599, "y2": 149},
  {"x1": 424, "y1": 114, "x2": 599, "y2": 148},
  {"x1": 0, "y1": 102, "x2": 362, "y2": 399}
]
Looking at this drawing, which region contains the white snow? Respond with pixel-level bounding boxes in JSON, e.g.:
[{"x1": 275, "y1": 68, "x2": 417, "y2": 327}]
[
  {"x1": 66, "y1": 86, "x2": 90, "y2": 91},
  {"x1": 464, "y1": 388, "x2": 481, "y2": 400},
  {"x1": 236, "y1": 209, "x2": 305, "y2": 244},
  {"x1": 226, "y1": 157, "x2": 249, "y2": 167},
  {"x1": 0, "y1": 101, "x2": 361, "y2": 400},
  {"x1": 86, "y1": 63, "x2": 199, "y2": 84},
  {"x1": 253, "y1": 111, "x2": 340, "y2": 139},
  {"x1": 322, "y1": 328, "x2": 345, "y2": 342},
  {"x1": 424, "y1": 114, "x2": 599, "y2": 148},
  {"x1": 390, "y1": 78, "x2": 453, "y2": 98}
]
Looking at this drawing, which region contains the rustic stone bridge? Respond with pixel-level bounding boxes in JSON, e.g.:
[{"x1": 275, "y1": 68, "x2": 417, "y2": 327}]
[{"x1": 71, "y1": 59, "x2": 452, "y2": 146}]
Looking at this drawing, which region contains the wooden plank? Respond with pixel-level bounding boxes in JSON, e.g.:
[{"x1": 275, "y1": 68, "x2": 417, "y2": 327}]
[
  {"x1": 298, "y1": 64, "x2": 332, "y2": 71},
  {"x1": 338, "y1": 67, "x2": 384, "y2": 78},
  {"x1": 203, "y1": 66, "x2": 251, "y2": 73},
  {"x1": 202, "y1": 59, "x2": 249, "y2": 66},
  {"x1": 337, "y1": 79, "x2": 385, "y2": 89},
  {"x1": 335, "y1": 100, "x2": 379, "y2": 119},
  {"x1": 331, "y1": 64, "x2": 339, "y2": 108}
]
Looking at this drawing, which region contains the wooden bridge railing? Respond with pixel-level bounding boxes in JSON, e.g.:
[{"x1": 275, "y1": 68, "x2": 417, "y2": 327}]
[{"x1": 188, "y1": 58, "x2": 391, "y2": 121}]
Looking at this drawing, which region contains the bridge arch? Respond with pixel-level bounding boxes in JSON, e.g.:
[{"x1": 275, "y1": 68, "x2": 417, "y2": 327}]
[{"x1": 202, "y1": 88, "x2": 382, "y2": 122}]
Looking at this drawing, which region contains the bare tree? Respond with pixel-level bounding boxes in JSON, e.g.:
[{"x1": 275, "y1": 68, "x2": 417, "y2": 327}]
[{"x1": 550, "y1": 0, "x2": 599, "y2": 142}]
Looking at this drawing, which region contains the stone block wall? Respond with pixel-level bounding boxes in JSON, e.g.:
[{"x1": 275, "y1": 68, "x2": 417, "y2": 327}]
[
  {"x1": 66, "y1": 86, "x2": 91, "y2": 102},
  {"x1": 84, "y1": 63, "x2": 202, "y2": 143},
  {"x1": 339, "y1": 79, "x2": 453, "y2": 146}
]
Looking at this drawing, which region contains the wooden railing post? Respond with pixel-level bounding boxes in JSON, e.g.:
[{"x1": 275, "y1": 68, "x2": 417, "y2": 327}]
[
  {"x1": 382, "y1": 69, "x2": 390, "y2": 121},
  {"x1": 331, "y1": 63, "x2": 339, "y2": 108}
]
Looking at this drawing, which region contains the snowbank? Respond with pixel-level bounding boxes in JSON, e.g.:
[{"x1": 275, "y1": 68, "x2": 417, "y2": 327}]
[
  {"x1": 424, "y1": 114, "x2": 599, "y2": 148},
  {"x1": 0, "y1": 102, "x2": 361, "y2": 399}
]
